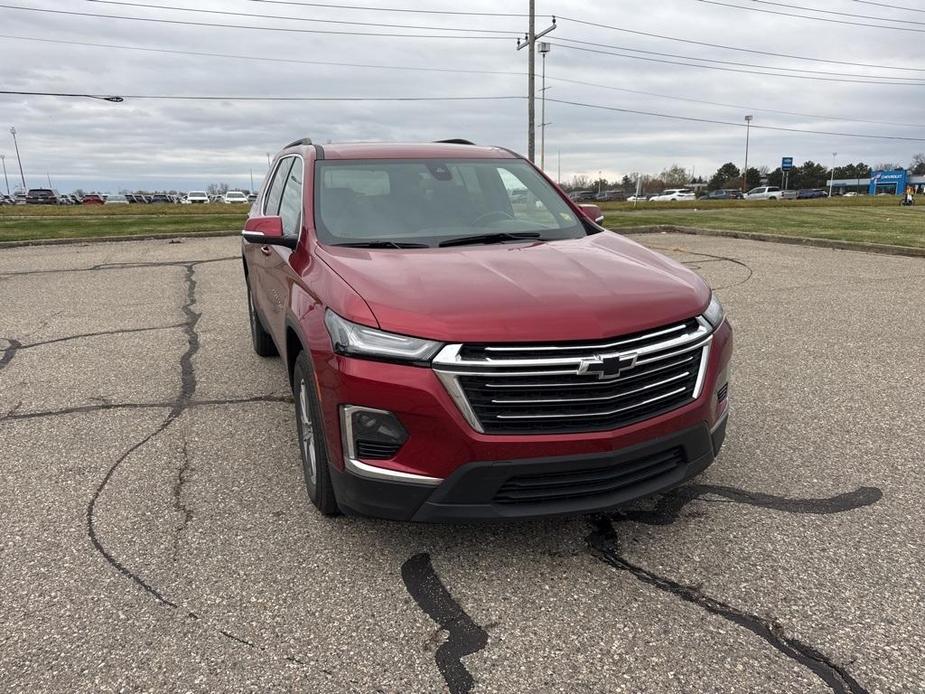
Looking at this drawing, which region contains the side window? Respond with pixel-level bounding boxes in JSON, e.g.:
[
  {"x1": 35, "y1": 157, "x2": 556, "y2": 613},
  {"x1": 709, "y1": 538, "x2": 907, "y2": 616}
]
[
  {"x1": 263, "y1": 157, "x2": 294, "y2": 216},
  {"x1": 278, "y1": 158, "x2": 304, "y2": 237}
]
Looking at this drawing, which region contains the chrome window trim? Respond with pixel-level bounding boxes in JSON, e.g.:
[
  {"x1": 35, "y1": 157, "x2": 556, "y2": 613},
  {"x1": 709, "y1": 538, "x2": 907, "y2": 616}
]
[{"x1": 340, "y1": 404, "x2": 443, "y2": 486}]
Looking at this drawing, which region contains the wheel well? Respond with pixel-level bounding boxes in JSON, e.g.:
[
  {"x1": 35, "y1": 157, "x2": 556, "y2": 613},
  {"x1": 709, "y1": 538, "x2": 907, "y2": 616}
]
[{"x1": 286, "y1": 326, "x2": 303, "y2": 385}]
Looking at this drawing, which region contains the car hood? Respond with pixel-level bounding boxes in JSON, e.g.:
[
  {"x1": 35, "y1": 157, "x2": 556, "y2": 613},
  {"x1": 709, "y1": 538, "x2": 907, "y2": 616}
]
[{"x1": 317, "y1": 233, "x2": 710, "y2": 343}]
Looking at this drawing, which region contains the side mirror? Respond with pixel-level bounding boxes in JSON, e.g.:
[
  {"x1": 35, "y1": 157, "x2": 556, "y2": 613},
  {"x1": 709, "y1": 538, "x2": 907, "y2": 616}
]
[
  {"x1": 241, "y1": 216, "x2": 296, "y2": 248},
  {"x1": 578, "y1": 203, "x2": 604, "y2": 225}
]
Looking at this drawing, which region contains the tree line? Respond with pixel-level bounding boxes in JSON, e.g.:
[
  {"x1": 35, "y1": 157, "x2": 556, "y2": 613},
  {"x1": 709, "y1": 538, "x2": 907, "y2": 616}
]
[{"x1": 563, "y1": 153, "x2": 925, "y2": 194}]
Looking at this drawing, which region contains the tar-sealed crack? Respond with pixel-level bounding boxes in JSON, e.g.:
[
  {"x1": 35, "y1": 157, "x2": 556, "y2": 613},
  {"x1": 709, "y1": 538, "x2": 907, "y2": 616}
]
[
  {"x1": 401, "y1": 553, "x2": 489, "y2": 694},
  {"x1": 586, "y1": 483, "x2": 881, "y2": 693},
  {"x1": 79, "y1": 259, "x2": 311, "y2": 669},
  {"x1": 0, "y1": 395, "x2": 291, "y2": 423},
  {"x1": 649, "y1": 244, "x2": 754, "y2": 290},
  {"x1": 171, "y1": 438, "x2": 194, "y2": 562}
]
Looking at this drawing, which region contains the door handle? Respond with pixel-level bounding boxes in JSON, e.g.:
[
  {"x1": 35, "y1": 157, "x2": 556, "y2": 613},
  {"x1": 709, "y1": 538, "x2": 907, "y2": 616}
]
[{"x1": 260, "y1": 245, "x2": 272, "y2": 256}]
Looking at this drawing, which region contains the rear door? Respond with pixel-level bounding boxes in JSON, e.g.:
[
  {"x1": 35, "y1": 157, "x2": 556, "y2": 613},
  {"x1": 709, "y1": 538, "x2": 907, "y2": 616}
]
[
  {"x1": 259, "y1": 156, "x2": 304, "y2": 347},
  {"x1": 246, "y1": 156, "x2": 294, "y2": 324}
]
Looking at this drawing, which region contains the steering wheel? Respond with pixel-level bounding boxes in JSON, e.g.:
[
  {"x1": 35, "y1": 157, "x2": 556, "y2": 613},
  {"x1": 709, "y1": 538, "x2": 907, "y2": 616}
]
[{"x1": 472, "y1": 210, "x2": 515, "y2": 226}]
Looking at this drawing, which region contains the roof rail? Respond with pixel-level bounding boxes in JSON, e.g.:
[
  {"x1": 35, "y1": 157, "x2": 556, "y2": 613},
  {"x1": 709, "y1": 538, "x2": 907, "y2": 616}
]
[
  {"x1": 434, "y1": 138, "x2": 475, "y2": 145},
  {"x1": 284, "y1": 137, "x2": 313, "y2": 148}
]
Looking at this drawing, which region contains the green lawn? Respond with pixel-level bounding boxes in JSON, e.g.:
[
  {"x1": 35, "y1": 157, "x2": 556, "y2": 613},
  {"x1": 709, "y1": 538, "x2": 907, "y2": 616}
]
[
  {"x1": 601, "y1": 198, "x2": 925, "y2": 249},
  {"x1": 0, "y1": 204, "x2": 247, "y2": 242}
]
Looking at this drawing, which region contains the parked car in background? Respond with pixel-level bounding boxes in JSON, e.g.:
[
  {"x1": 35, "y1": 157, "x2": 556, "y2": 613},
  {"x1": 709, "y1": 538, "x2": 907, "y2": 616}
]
[
  {"x1": 223, "y1": 190, "x2": 250, "y2": 204},
  {"x1": 699, "y1": 189, "x2": 744, "y2": 201},
  {"x1": 105, "y1": 194, "x2": 129, "y2": 205},
  {"x1": 568, "y1": 190, "x2": 597, "y2": 202},
  {"x1": 247, "y1": 192, "x2": 258, "y2": 204},
  {"x1": 650, "y1": 188, "x2": 696, "y2": 202},
  {"x1": 81, "y1": 194, "x2": 105, "y2": 205},
  {"x1": 626, "y1": 194, "x2": 647, "y2": 202},
  {"x1": 25, "y1": 188, "x2": 58, "y2": 204},
  {"x1": 745, "y1": 186, "x2": 781, "y2": 200},
  {"x1": 594, "y1": 189, "x2": 625, "y2": 202},
  {"x1": 240, "y1": 139, "x2": 732, "y2": 521},
  {"x1": 149, "y1": 193, "x2": 172, "y2": 204},
  {"x1": 843, "y1": 192, "x2": 859, "y2": 197},
  {"x1": 0, "y1": 193, "x2": 14, "y2": 205},
  {"x1": 182, "y1": 191, "x2": 209, "y2": 204},
  {"x1": 796, "y1": 189, "x2": 828, "y2": 199}
]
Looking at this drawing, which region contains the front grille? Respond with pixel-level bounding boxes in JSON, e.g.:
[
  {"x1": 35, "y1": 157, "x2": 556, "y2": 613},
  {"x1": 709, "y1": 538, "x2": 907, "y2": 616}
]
[
  {"x1": 434, "y1": 317, "x2": 712, "y2": 435},
  {"x1": 355, "y1": 440, "x2": 402, "y2": 460},
  {"x1": 493, "y1": 447, "x2": 686, "y2": 504}
]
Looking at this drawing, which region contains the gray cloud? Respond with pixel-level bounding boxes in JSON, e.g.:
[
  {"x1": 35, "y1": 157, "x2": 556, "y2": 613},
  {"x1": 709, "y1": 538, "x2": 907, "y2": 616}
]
[{"x1": 1, "y1": 0, "x2": 922, "y2": 193}]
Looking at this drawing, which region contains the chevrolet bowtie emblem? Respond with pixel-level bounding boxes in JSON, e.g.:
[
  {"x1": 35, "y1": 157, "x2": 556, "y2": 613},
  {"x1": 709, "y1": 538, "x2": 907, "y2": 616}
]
[{"x1": 577, "y1": 353, "x2": 637, "y2": 380}]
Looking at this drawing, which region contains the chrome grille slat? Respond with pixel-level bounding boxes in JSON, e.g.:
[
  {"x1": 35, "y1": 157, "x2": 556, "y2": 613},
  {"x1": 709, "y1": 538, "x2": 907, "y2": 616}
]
[
  {"x1": 433, "y1": 317, "x2": 712, "y2": 435},
  {"x1": 489, "y1": 372, "x2": 691, "y2": 405}
]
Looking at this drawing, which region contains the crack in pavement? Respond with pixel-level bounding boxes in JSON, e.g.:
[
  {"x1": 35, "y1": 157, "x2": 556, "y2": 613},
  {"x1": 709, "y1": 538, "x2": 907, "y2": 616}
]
[
  {"x1": 0, "y1": 395, "x2": 292, "y2": 423},
  {"x1": 79, "y1": 259, "x2": 312, "y2": 672},
  {"x1": 401, "y1": 553, "x2": 488, "y2": 694},
  {"x1": 0, "y1": 255, "x2": 238, "y2": 278},
  {"x1": 170, "y1": 438, "x2": 194, "y2": 563},
  {"x1": 585, "y1": 483, "x2": 881, "y2": 693},
  {"x1": 649, "y1": 244, "x2": 755, "y2": 290}
]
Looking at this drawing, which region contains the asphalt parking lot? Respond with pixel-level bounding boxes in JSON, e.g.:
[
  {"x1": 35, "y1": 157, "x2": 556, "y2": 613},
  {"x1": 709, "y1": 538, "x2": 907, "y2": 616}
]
[{"x1": 1, "y1": 232, "x2": 923, "y2": 693}]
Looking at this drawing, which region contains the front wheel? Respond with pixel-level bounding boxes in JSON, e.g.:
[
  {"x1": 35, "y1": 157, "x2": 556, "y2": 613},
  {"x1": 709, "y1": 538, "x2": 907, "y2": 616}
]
[{"x1": 292, "y1": 351, "x2": 339, "y2": 516}]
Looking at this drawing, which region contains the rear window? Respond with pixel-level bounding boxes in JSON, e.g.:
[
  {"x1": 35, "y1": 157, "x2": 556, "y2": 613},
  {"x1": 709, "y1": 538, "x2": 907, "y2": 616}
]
[{"x1": 314, "y1": 158, "x2": 582, "y2": 247}]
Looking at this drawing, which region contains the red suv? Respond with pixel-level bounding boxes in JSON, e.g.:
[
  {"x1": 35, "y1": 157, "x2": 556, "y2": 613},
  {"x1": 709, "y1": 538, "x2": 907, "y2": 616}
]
[{"x1": 242, "y1": 139, "x2": 732, "y2": 521}]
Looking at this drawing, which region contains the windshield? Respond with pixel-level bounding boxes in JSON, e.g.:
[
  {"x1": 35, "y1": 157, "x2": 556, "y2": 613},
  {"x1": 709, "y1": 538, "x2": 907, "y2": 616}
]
[
  {"x1": 314, "y1": 158, "x2": 583, "y2": 247},
  {"x1": 190, "y1": 191, "x2": 206, "y2": 197}
]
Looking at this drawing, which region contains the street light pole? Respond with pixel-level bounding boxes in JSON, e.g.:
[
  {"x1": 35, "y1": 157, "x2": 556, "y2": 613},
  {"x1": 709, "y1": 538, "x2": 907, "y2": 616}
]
[
  {"x1": 829, "y1": 152, "x2": 837, "y2": 198},
  {"x1": 10, "y1": 127, "x2": 26, "y2": 191},
  {"x1": 742, "y1": 115, "x2": 753, "y2": 192},
  {"x1": 516, "y1": 6, "x2": 555, "y2": 163},
  {"x1": 538, "y1": 41, "x2": 551, "y2": 171},
  {"x1": 0, "y1": 154, "x2": 9, "y2": 195}
]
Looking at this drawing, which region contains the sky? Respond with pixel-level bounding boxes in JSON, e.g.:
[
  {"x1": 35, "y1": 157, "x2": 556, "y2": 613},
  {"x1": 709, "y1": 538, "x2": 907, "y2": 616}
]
[{"x1": 1, "y1": 0, "x2": 924, "y2": 193}]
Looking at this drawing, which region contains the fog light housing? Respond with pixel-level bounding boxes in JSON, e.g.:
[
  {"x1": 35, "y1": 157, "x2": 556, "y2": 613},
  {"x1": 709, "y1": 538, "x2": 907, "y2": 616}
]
[{"x1": 341, "y1": 405, "x2": 408, "y2": 461}]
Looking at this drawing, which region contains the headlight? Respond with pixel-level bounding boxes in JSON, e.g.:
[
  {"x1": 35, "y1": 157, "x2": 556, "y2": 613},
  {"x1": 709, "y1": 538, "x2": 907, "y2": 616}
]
[
  {"x1": 324, "y1": 310, "x2": 443, "y2": 362},
  {"x1": 703, "y1": 293, "x2": 725, "y2": 328}
]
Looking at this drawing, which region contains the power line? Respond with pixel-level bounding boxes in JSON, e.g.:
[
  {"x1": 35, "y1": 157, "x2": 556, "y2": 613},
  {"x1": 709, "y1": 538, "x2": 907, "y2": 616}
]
[
  {"x1": 549, "y1": 42, "x2": 925, "y2": 86},
  {"x1": 547, "y1": 98, "x2": 925, "y2": 142},
  {"x1": 849, "y1": 0, "x2": 925, "y2": 13},
  {"x1": 555, "y1": 15, "x2": 925, "y2": 72},
  {"x1": 244, "y1": 0, "x2": 540, "y2": 17},
  {"x1": 0, "y1": 4, "x2": 515, "y2": 39},
  {"x1": 0, "y1": 90, "x2": 524, "y2": 102},
  {"x1": 85, "y1": 0, "x2": 521, "y2": 34},
  {"x1": 720, "y1": 0, "x2": 925, "y2": 26},
  {"x1": 553, "y1": 35, "x2": 925, "y2": 81},
  {"x1": 694, "y1": 0, "x2": 925, "y2": 33},
  {"x1": 0, "y1": 90, "x2": 124, "y2": 101},
  {"x1": 2, "y1": 33, "x2": 922, "y2": 129}
]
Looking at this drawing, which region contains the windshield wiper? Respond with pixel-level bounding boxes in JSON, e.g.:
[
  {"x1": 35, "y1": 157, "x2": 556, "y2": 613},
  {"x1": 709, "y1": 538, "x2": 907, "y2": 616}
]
[
  {"x1": 437, "y1": 232, "x2": 542, "y2": 248},
  {"x1": 332, "y1": 241, "x2": 429, "y2": 249}
]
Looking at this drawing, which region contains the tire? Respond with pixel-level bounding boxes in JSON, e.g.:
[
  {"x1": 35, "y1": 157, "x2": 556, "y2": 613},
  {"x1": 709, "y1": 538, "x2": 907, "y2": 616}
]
[
  {"x1": 246, "y1": 281, "x2": 278, "y2": 357},
  {"x1": 292, "y1": 351, "x2": 339, "y2": 516}
]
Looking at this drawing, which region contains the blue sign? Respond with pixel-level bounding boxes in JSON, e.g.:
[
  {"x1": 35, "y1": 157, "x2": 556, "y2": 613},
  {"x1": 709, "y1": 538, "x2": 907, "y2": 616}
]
[
  {"x1": 781, "y1": 157, "x2": 794, "y2": 171},
  {"x1": 868, "y1": 169, "x2": 908, "y2": 196}
]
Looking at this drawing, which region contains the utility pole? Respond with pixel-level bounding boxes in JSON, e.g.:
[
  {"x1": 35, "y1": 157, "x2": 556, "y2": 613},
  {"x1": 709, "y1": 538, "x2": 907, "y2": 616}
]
[
  {"x1": 10, "y1": 127, "x2": 26, "y2": 192},
  {"x1": 557, "y1": 149, "x2": 561, "y2": 185},
  {"x1": 250, "y1": 168, "x2": 255, "y2": 193},
  {"x1": 1, "y1": 154, "x2": 9, "y2": 195},
  {"x1": 829, "y1": 152, "x2": 837, "y2": 197},
  {"x1": 742, "y1": 115, "x2": 753, "y2": 192},
  {"x1": 516, "y1": 5, "x2": 555, "y2": 162},
  {"x1": 538, "y1": 41, "x2": 551, "y2": 171}
]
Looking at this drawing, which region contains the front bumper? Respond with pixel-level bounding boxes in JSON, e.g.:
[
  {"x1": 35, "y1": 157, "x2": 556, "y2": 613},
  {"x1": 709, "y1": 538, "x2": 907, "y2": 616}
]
[
  {"x1": 330, "y1": 418, "x2": 727, "y2": 522},
  {"x1": 312, "y1": 319, "x2": 732, "y2": 522}
]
